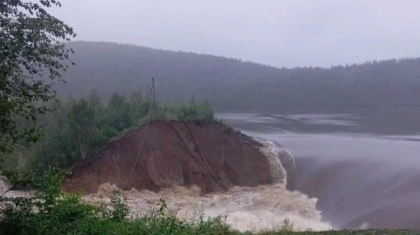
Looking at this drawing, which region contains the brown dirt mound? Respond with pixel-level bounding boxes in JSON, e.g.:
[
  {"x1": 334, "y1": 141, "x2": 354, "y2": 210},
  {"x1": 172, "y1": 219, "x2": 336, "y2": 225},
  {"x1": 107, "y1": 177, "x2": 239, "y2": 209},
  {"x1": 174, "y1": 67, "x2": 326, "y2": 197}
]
[{"x1": 63, "y1": 120, "x2": 273, "y2": 194}]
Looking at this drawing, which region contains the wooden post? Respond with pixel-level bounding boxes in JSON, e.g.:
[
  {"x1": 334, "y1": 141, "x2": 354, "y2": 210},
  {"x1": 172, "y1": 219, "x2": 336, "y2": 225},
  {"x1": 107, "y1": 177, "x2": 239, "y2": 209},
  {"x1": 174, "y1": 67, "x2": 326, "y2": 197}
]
[{"x1": 152, "y1": 77, "x2": 156, "y2": 102}]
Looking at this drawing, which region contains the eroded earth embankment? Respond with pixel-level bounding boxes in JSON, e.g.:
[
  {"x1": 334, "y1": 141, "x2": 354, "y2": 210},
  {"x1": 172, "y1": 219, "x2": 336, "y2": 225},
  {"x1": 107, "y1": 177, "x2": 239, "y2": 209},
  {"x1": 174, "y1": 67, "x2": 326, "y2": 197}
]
[{"x1": 63, "y1": 120, "x2": 277, "y2": 194}]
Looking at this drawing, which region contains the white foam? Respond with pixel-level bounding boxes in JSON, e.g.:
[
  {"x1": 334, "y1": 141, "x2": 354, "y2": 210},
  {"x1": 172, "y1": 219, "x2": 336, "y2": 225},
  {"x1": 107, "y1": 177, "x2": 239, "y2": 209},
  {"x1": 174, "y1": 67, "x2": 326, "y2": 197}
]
[
  {"x1": 259, "y1": 140, "x2": 288, "y2": 186},
  {"x1": 83, "y1": 140, "x2": 332, "y2": 232}
]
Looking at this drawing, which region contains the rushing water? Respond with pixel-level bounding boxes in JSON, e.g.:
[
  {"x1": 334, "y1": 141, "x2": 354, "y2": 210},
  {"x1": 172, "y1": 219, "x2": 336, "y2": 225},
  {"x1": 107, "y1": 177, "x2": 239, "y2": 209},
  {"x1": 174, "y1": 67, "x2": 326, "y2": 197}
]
[
  {"x1": 80, "y1": 141, "x2": 332, "y2": 232},
  {"x1": 218, "y1": 108, "x2": 420, "y2": 230},
  {"x1": 2, "y1": 109, "x2": 419, "y2": 231}
]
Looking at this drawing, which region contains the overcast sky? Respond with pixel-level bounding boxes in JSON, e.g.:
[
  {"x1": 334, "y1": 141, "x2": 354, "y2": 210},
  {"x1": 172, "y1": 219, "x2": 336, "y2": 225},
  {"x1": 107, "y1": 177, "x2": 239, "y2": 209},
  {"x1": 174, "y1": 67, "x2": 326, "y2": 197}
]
[{"x1": 51, "y1": 0, "x2": 420, "y2": 68}]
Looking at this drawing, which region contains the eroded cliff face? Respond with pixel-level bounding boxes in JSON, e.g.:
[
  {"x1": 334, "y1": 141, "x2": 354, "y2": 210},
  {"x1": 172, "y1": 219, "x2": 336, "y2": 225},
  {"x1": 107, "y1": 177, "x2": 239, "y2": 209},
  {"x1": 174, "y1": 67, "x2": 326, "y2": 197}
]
[{"x1": 63, "y1": 120, "x2": 274, "y2": 194}]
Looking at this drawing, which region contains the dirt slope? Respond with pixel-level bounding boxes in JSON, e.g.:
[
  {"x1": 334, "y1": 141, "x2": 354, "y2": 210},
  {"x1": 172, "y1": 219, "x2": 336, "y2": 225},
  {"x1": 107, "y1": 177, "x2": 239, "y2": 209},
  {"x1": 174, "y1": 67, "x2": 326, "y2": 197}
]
[{"x1": 63, "y1": 120, "x2": 273, "y2": 194}]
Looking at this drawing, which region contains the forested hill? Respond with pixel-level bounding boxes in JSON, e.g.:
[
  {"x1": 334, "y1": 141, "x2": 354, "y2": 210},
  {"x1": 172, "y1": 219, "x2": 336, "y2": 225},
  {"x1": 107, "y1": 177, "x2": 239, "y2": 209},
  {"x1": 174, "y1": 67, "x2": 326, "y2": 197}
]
[{"x1": 55, "y1": 41, "x2": 420, "y2": 110}]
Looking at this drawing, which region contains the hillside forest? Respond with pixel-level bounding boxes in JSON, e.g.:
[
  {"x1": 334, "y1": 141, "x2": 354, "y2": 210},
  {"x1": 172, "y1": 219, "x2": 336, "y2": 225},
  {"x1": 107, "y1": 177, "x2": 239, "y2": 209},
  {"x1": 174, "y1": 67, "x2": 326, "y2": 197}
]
[{"x1": 53, "y1": 41, "x2": 420, "y2": 110}]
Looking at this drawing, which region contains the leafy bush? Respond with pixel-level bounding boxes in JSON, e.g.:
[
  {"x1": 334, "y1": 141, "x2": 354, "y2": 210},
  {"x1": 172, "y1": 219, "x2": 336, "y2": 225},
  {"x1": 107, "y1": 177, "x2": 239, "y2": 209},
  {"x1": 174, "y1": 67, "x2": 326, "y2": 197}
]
[
  {"x1": 98, "y1": 190, "x2": 130, "y2": 222},
  {"x1": 0, "y1": 169, "x2": 235, "y2": 235},
  {"x1": 0, "y1": 168, "x2": 100, "y2": 235}
]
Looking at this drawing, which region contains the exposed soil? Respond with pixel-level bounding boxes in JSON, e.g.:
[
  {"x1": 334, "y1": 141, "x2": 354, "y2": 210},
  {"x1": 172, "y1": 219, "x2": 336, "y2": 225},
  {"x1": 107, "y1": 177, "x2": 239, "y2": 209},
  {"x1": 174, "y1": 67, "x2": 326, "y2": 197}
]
[{"x1": 63, "y1": 120, "x2": 273, "y2": 194}]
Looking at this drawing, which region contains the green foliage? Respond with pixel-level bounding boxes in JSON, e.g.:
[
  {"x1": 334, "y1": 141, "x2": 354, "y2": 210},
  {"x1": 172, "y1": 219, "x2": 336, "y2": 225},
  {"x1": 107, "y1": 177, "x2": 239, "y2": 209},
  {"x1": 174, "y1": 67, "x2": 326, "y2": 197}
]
[
  {"x1": 0, "y1": 168, "x2": 99, "y2": 235},
  {"x1": 98, "y1": 190, "x2": 130, "y2": 222},
  {"x1": 107, "y1": 93, "x2": 134, "y2": 131},
  {"x1": 279, "y1": 218, "x2": 294, "y2": 234},
  {"x1": 133, "y1": 200, "x2": 231, "y2": 235},
  {"x1": 1, "y1": 91, "x2": 215, "y2": 171},
  {"x1": 0, "y1": 0, "x2": 76, "y2": 152},
  {"x1": 0, "y1": 168, "x2": 232, "y2": 235},
  {"x1": 68, "y1": 99, "x2": 95, "y2": 159},
  {"x1": 160, "y1": 98, "x2": 214, "y2": 121},
  {"x1": 198, "y1": 100, "x2": 215, "y2": 120}
]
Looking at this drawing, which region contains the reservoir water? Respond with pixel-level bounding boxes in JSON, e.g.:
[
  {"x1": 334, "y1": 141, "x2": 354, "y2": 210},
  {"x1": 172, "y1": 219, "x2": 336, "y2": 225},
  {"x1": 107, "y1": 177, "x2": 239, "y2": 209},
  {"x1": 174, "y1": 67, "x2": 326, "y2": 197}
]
[{"x1": 218, "y1": 108, "x2": 420, "y2": 229}]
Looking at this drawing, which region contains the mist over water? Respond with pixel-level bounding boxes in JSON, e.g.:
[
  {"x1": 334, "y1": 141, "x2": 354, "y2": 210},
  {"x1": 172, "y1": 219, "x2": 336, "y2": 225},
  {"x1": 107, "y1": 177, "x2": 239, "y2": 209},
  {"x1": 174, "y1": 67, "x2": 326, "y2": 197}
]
[{"x1": 218, "y1": 109, "x2": 420, "y2": 229}]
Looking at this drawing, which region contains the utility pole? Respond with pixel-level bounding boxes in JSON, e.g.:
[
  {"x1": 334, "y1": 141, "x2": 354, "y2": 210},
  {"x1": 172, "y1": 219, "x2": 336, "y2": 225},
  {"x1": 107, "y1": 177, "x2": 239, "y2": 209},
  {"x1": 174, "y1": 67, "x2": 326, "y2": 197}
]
[
  {"x1": 146, "y1": 78, "x2": 156, "y2": 102},
  {"x1": 152, "y1": 77, "x2": 156, "y2": 102}
]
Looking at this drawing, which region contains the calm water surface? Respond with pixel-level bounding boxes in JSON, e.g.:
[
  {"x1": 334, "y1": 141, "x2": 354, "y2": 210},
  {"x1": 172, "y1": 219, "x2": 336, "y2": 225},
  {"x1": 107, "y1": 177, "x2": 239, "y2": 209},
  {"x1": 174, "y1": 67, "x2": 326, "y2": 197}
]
[{"x1": 217, "y1": 109, "x2": 420, "y2": 229}]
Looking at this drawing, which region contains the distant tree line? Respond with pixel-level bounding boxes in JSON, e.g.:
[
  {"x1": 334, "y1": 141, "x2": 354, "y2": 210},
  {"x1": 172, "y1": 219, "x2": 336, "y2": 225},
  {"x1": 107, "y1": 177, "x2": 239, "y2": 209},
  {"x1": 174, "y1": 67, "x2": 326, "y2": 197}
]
[
  {"x1": 1, "y1": 91, "x2": 214, "y2": 171},
  {"x1": 53, "y1": 42, "x2": 420, "y2": 110}
]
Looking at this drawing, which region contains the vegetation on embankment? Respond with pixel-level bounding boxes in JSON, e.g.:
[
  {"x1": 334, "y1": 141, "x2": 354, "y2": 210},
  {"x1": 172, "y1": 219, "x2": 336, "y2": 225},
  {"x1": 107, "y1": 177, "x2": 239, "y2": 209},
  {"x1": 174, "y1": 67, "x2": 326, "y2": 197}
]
[
  {"x1": 0, "y1": 91, "x2": 214, "y2": 173},
  {"x1": 0, "y1": 169, "x2": 415, "y2": 235}
]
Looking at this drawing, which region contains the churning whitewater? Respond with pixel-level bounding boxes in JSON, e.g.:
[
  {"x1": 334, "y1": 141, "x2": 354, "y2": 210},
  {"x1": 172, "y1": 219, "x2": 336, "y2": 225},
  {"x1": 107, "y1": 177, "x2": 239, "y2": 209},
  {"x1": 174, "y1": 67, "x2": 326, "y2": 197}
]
[{"x1": 82, "y1": 141, "x2": 332, "y2": 232}]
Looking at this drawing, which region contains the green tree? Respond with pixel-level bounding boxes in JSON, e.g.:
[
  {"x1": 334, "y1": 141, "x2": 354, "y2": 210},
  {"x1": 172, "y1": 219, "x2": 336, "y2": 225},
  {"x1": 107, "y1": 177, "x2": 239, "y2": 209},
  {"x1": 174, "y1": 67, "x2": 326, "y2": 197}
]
[
  {"x1": 0, "y1": 0, "x2": 76, "y2": 152},
  {"x1": 88, "y1": 90, "x2": 104, "y2": 111},
  {"x1": 198, "y1": 100, "x2": 214, "y2": 120},
  {"x1": 107, "y1": 92, "x2": 133, "y2": 131},
  {"x1": 68, "y1": 99, "x2": 95, "y2": 160}
]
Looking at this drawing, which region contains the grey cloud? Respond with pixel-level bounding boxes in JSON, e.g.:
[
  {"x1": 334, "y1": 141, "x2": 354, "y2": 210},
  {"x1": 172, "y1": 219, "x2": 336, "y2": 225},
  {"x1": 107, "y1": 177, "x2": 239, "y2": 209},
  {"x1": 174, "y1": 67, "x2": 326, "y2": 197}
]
[{"x1": 52, "y1": 0, "x2": 420, "y2": 67}]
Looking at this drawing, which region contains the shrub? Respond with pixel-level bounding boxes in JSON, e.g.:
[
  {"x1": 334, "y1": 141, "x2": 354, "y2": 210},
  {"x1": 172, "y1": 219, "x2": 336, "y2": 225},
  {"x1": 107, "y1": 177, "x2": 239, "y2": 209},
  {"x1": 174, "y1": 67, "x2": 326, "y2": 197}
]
[{"x1": 0, "y1": 168, "x2": 235, "y2": 235}]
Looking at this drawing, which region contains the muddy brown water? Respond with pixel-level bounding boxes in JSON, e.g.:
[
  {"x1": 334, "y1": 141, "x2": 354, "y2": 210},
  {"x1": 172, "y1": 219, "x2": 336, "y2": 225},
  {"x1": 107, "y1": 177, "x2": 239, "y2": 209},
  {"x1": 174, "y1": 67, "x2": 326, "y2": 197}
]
[{"x1": 218, "y1": 108, "x2": 420, "y2": 230}]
